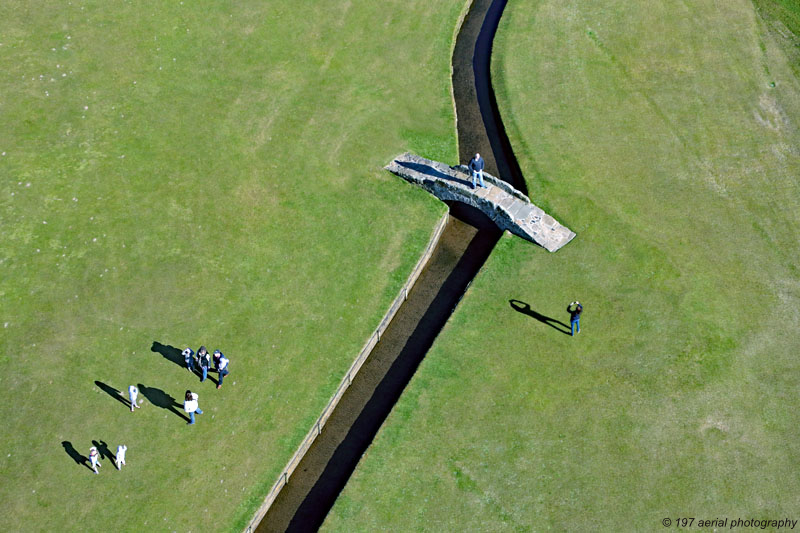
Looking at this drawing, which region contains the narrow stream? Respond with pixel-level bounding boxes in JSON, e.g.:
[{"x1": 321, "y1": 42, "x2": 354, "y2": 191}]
[{"x1": 256, "y1": 0, "x2": 521, "y2": 530}]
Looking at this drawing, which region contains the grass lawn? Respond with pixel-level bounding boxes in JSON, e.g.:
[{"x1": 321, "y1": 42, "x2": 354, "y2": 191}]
[
  {"x1": 323, "y1": 0, "x2": 800, "y2": 530},
  {"x1": 0, "y1": 0, "x2": 462, "y2": 530}
]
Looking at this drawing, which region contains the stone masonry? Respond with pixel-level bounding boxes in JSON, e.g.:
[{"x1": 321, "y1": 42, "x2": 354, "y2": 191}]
[{"x1": 386, "y1": 152, "x2": 575, "y2": 252}]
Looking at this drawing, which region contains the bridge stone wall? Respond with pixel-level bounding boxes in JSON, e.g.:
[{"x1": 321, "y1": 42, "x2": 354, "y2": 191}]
[{"x1": 386, "y1": 152, "x2": 575, "y2": 252}]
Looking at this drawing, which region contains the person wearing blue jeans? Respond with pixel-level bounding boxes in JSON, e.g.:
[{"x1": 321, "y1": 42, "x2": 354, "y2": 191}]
[
  {"x1": 184, "y1": 390, "x2": 202, "y2": 425},
  {"x1": 183, "y1": 347, "x2": 195, "y2": 372},
  {"x1": 469, "y1": 153, "x2": 486, "y2": 189},
  {"x1": 567, "y1": 301, "x2": 583, "y2": 336},
  {"x1": 216, "y1": 352, "x2": 229, "y2": 389},
  {"x1": 198, "y1": 346, "x2": 209, "y2": 382}
]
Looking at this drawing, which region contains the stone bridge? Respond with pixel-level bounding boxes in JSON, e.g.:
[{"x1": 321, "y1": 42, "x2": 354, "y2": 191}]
[{"x1": 386, "y1": 153, "x2": 575, "y2": 252}]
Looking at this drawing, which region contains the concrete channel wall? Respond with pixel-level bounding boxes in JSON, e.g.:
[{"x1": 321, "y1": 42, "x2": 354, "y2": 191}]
[{"x1": 244, "y1": 212, "x2": 449, "y2": 532}]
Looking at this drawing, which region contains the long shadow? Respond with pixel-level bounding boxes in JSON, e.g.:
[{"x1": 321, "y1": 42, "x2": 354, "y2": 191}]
[
  {"x1": 94, "y1": 380, "x2": 131, "y2": 409},
  {"x1": 284, "y1": 227, "x2": 501, "y2": 532},
  {"x1": 92, "y1": 439, "x2": 116, "y2": 463},
  {"x1": 509, "y1": 299, "x2": 571, "y2": 335},
  {"x1": 62, "y1": 441, "x2": 92, "y2": 471},
  {"x1": 258, "y1": 0, "x2": 529, "y2": 529},
  {"x1": 151, "y1": 341, "x2": 185, "y2": 370},
  {"x1": 137, "y1": 383, "x2": 189, "y2": 422},
  {"x1": 396, "y1": 160, "x2": 472, "y2": 187}
]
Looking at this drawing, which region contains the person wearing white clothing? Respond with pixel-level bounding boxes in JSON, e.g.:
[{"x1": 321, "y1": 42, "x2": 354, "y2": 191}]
[
  {"x1": 89, "y1": 446, "x2": 101, "y2": 474},
  {"x1": 184, "y1": 390, "x2": 202, "y2": 425},
  {"x1": 128, "y1": 385, "x2": 141, "y2": 412},
  {"x1": 115, "y1": 445, "x2": 127, "y2": 470},
  {"x1": 216, "y1": 351, "x2": 229, "y2": 389}
]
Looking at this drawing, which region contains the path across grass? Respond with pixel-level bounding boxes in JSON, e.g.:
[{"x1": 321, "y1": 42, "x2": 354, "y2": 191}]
[
  {"x1": 323, "y1": 0, "x2": 800, "y2": 529},
  {"x1": 0, "y1": 0, "x2": 463, "y2": 530}
]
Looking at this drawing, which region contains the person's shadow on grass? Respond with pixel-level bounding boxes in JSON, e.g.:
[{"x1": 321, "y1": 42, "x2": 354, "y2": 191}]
[
  {"x1": 94, "y1": 380, "x2": 132, "y2": 410},
  {"x1": 509, "y1": 299, "x2": 571, "y2": 335},
  {"x1": 151, "y1": 341, "x2": 186, "y2": 370},
  {"x1": 137, "y1": 383, "x2": 189, "y2": 423},
  {"x1": 92, "y1": 439, "x2": 116, "y2": 463},
  {"x1": 62, "y1": 441, "x2": 92, "y2": 471}
]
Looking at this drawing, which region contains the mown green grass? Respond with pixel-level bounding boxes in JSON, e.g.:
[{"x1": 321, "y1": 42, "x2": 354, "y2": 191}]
[
  {"x1": 0, "y1": 0, "x2": 462, "y2": 530},
  {"x1": 324, "y1": 0, "x2": 800, "y2": 530},
  {"x1": 754, "y1": 0, "x2": 800, "y2": 37}
]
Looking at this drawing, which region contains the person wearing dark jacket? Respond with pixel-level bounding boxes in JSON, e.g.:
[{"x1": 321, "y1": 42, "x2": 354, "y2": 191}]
[
  {"x1": 182, "y1": 347, "x2": 195, "y2": 372},
  {"x1": 567, "y1": 301, "x2": 583, "y2": 336},
  {"x1": 198, "y1": 346, "x2": 210, "y2": 382},
  {"x1": 212, "y1": 349, "x2": 222, "y2": 372},
  {"x1": 216, "y1": 351, "x2": 229, "y2": 390},
  {"x1": 468, "y1": 153, "x2": 486, "y2": 189}
]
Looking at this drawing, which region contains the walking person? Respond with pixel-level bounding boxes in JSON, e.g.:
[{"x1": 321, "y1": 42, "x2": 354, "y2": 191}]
[
  {"x1": 115, "y1": 445, "x2": 127, "y2": 470},
  {"x1": 183, "y1": 347, "x2": 195, "y2": 372},
  {"x1": 567, "y1": 301, "x2": 583, "y2": 336},
  {"x1": 198, "y1": 346, "x2": 210, "y2": 382},
  {"x1": 216, "y1": 351, "x2": 229, "y2": 389},
  {"x1": 128, "y1": 385, "x2": 141, "y2": 412},
  {"x1": 184, "y1": 390, "x2": 203, "y2": 425},
  {"x1": 469, "y1": 153, "x2": 486, "y2": 189},
  {"x1": 89, "y1": 446, "x2": 102, "y2": 474}
]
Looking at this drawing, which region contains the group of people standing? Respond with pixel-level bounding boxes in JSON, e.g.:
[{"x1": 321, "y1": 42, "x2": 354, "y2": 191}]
[
  {"x1": 179, "y1": 345, "x2": 230, "y2": 425},
  {"x1": 85, "y1": 344, "x2": 233, "y2": 475},
  {"x1": 88, "y1": 444, "x2": 127, "y2": 474},
  {"x1": 182, "y1": 346, "x2": 230, "y2": 389}
]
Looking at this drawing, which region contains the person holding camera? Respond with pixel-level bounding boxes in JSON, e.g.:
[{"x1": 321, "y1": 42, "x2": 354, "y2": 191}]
[{"x1": 567, "y1": 301, "x2": 583, "y2": 336}]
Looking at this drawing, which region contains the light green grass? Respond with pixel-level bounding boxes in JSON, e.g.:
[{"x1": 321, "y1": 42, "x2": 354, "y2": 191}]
[
  {"x1": 324, "y1": 0, "x2": 800, "y2": 530},
  {"x1": 0, "y1": 0, "x2": 461, "y2": 530}
]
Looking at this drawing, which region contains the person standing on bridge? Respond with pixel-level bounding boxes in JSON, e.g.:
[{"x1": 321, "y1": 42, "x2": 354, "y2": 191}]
[
  {"x1": 469, "y1": 153, "x2": 486, "y2": 189},
  {"x1": 567, "y1": 301, "x2": 583, "y2": 336}
]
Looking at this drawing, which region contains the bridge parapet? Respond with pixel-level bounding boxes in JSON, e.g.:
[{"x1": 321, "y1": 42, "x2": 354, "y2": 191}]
[{"x1": 386, "y1": 152, "x2": 575, "y2": 252}]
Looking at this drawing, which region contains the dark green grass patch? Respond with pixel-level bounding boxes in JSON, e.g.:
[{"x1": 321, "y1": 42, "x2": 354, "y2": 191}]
[{"x1": 753, "y1": 0, "x2": 800, "y2": 37}]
